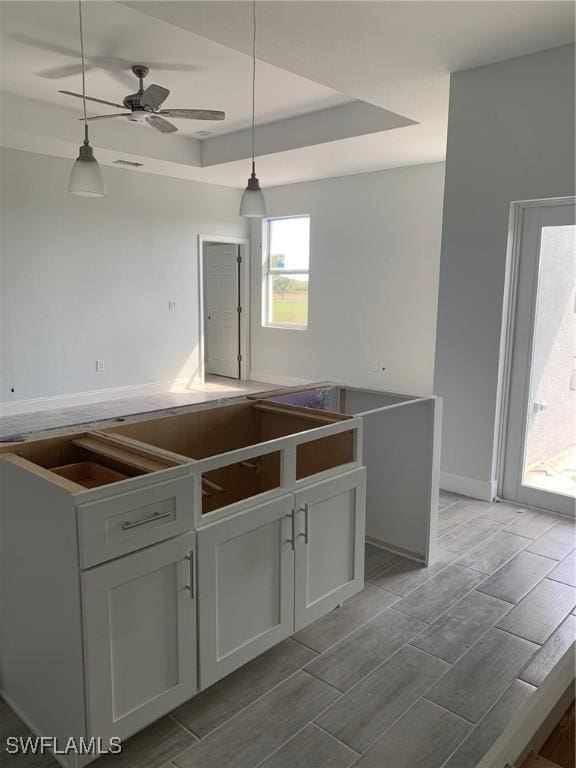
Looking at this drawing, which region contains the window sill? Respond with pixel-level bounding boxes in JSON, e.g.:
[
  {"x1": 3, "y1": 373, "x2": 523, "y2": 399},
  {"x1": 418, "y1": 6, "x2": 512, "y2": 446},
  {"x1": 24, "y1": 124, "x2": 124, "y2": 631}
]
[{"x1": 263, "y1": 323, "x2": 308, "y2": 331}]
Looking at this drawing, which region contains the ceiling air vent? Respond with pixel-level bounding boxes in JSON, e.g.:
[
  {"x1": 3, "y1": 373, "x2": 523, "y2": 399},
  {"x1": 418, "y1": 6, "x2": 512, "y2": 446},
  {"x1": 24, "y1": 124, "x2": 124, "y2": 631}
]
[{"x1": 114, "y1": 159, "x2": 144, "y2": 168}]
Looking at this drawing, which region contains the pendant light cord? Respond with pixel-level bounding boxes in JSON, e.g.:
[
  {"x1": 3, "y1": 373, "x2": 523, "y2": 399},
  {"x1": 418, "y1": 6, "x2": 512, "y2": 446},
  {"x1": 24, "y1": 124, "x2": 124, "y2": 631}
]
[
  {"x1": 251, "y1": 0, "x2": 256, "y2": 174},
  {"x1": 77, "y1": 0, "x2": 89, "y2": 143}
]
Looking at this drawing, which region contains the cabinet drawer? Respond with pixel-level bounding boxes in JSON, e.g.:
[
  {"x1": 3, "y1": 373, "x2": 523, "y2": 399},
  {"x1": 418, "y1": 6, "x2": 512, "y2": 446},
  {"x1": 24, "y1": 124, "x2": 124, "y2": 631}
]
[{"x1": 77, "y1": 476, "x2": 195, "y2": 568}]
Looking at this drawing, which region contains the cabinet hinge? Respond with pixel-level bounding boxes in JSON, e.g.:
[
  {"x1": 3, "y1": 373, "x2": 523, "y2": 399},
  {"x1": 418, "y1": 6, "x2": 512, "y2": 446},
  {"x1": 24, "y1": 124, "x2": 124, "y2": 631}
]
[
  {"x1": 237, "y1": 305, "x2": 242, "y2": 314},
  {"x1": 237, "y1": 353, "x2": 243, "y2": 363},
  {"x1": 237, "y1": 254, "x2": 242, "y2": 264}
]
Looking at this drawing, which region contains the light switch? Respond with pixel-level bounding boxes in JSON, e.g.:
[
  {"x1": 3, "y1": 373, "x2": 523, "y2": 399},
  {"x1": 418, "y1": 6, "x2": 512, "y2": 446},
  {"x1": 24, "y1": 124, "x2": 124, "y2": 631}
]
[{"x1": 169, "y1": 299, "x2": 177, "y2": 311}]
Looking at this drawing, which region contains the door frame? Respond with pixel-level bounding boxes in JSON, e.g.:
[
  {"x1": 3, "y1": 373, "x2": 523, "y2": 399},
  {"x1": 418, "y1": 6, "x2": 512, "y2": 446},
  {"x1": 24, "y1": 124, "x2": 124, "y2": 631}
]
[
  {"x1": 496, "y1": 197, "x2": 575, "y2": 515},
  {"x1": 198, "y1": 235, "x2": 250, "y2": 383}
]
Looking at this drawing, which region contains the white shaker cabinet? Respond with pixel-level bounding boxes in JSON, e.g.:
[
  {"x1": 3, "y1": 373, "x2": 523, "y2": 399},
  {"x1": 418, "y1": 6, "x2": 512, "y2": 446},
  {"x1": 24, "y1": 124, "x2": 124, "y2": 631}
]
[
  {"x1": 82, "y1": 532, "x2": 198, "y2": 743},
  {"x1": 197, "y1": 469, "x2": 366, "y2": 687},
  {"x1": 197, "y1": 494, "x2": 296, "y2": 688},
  {"x1": 0, "y1": 397, "x2": 367, "y2": 767},
  {"x1": 294, "y1": 468, "x2": 366, "y2": 630}
]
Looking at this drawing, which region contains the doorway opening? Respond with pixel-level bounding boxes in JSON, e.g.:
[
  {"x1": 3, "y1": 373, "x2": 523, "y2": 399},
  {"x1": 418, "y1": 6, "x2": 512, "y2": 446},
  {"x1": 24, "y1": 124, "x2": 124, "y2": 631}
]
[
  {"x1": 198, "y1": 235, "x2": 250, "y2": 384},
  {"x1": 499, "y1": 198, "x2": 575, "y2": 516}
]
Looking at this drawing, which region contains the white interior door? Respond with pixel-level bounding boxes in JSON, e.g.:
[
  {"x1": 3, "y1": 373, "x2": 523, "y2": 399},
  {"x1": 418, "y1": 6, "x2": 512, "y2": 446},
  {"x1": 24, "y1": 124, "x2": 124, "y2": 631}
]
[
  {"x1": 501, "y1": 199, "x2": 576, "y2": 516},
  {"x1": 203, "y1": 243, "x2": 240, "y2": 379}
]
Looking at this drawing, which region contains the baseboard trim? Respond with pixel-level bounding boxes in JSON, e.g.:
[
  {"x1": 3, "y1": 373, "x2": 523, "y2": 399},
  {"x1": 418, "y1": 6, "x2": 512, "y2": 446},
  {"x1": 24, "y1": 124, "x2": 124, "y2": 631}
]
[
  {"x1": 440, "y1": 471, "x2": 497, "y2": 502},
  {"x1": 0, "y1": 378, "x2": 194, "y2": 417},
  {"x1": 365, "y1": 536, "x2": 426, "y2": 564},
  {"x1": 249, "y1": 371, "x2": 311, "y2": 388}
]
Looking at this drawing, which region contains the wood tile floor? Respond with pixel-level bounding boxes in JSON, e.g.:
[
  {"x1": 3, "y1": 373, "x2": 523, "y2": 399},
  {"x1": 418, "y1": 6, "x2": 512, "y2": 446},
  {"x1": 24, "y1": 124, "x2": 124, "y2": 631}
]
[{"x1": 2, "y1": 493, "x2": 575, "y2": 768}]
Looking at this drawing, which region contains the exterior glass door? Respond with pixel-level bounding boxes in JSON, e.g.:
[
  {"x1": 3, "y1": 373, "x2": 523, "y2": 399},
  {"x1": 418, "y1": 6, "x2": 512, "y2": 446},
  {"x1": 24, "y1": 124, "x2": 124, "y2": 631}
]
[{"x1": 501, "y1": 199, "x2": 576, "y2": 516}]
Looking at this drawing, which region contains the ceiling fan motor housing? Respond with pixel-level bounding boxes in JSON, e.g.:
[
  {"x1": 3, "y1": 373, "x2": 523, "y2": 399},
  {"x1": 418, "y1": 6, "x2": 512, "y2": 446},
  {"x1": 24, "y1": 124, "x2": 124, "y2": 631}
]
[
  {"x1": 124, "y1": 65, "x2": 151, "y2": 112},
  {"x1": 131, "y1": 64, "x2": 149, "y2": 80}
]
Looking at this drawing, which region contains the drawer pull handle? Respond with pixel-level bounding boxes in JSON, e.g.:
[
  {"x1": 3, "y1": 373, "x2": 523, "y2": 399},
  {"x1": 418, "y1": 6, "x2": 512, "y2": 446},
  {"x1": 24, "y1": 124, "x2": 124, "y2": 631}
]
[
  {"x1": 285, "y1": 511, "x2": 295, "y2": 551},
  {"x1": 298, "y1": 504, "x2": 310, "y2": 544},
  {"x1": 121, "y1": 510, "x2": 172, "y2": 531},
  {"x1": 185, "y1": 552, "x2": 195, "y2": 599}
]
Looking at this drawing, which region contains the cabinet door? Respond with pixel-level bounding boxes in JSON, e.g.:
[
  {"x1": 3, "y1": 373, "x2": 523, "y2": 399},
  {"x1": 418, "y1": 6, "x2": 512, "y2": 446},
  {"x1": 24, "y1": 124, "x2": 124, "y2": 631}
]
[
  {"x1": 294, "y1": 468, "x2": 366, "y2": 631},
  {"x1": 197, "y1": 494, "x2": 295, "y2": 688},
  {"x1": 82, "y1": 532, "x2": 197, "y2": 742}
]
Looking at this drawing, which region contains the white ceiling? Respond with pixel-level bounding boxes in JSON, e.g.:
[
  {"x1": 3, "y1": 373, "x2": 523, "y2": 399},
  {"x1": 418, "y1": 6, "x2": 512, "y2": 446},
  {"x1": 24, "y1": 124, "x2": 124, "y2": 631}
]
[
  {"x1": 0, "y1": 1, "x2": 350, "y2": 136},
  {"x1": 0, "y1": 1, "x2": 574, "y2": 188}
]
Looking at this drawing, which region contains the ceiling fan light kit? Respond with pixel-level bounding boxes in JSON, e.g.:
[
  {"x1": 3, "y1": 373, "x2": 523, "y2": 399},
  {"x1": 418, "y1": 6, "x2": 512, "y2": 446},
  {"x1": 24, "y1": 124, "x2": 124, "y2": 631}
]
[
  {"x1": 68, "y1": 0, "x2": 106, "y2": 198},
  {"x1": 240, "y1": 0, "x2": 266, "y2": 218}
]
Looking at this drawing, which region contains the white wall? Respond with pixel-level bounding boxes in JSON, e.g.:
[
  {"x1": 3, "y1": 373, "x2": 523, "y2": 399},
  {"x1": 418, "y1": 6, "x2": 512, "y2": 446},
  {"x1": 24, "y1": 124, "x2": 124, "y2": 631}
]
[
  {"x1": 434, "y1": 44, "x2": 575, "y2": 500},
  {"x1": 0, "y1": 147, "x2": 247, "y2": 405},
  {"x1": 250, "y1": 162, "x2": 445, "y2": 394}
]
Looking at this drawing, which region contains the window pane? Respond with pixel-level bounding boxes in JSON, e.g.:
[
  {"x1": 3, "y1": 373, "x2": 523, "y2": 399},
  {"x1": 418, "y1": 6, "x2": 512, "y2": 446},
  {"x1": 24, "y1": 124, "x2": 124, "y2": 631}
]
[
  {"x1": 522, "y1": 224, "x2": 576, "y2": 497},
  {"x1": 269, "y1": 217, "x2": 310, "y2": 271},
  {"x1": 270, "y1": 273, "x2": 309, "y2": 327}
]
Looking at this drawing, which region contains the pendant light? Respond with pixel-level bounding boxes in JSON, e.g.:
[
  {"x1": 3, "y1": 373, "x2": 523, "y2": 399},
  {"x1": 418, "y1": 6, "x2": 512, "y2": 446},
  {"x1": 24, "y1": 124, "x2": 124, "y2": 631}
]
[
  {"x1": 68, "y1": 0, "x2": 106, "y2": 197},
  {"x1": 240, "y1": 0, "x2": 266, "y2": 217}
]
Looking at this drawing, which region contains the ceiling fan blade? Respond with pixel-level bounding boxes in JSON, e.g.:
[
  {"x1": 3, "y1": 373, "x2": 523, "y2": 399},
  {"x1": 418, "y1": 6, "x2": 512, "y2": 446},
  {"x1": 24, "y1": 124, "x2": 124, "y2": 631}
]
[
  {"x1": 144, "y1": 62, "x2": 200, "y2": 73},
  {"x1": 158, "y1": 109, "x2": 225, "y2": 121},
  {"x1": 140, "y1": 84, "x2": 170, "y2": 110},
  {"x1": 146, "y1": 115, "x2": 177, "y2": 134},
  {"x1": 13, "y1": 33, "x2": 79, "y2": 60},
  {"x1": 59, "y1": 90, "x2": 126, "y2": 109},
  {"x1": 84, "y1": 113, "x2": 132, "y2": 121},
  {"x1": 39, "y1": 63, "x2": 88, "y2": 79}
]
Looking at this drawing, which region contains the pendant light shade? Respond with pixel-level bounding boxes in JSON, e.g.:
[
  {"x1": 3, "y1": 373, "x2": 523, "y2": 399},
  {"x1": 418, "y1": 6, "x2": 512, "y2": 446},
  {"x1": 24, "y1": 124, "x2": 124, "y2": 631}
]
[
  {"x1": 240, "y1": 164, "x2": 266, "y2": 217},
  {"x1": 68, "y1": 0, "x2": 106, "y2": 198},
  {"x1": 68, "y1": 132, "x2": 106, "y2": 197},
  {"x1": 240, "y1": 0, "x2": 265, "y2": 218}
]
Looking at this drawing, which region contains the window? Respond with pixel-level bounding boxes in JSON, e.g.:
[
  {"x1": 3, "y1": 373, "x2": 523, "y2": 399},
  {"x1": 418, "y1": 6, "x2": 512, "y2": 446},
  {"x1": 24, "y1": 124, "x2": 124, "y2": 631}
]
[{"x1": 263, "y1": 216, "x2": 310, "y2": 329}]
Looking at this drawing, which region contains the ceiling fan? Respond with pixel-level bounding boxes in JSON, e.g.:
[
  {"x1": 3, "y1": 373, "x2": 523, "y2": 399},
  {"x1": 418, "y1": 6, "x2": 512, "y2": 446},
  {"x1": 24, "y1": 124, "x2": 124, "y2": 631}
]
[{"x1": 59, "y1": 64, "x2": 225, "y2": 134}]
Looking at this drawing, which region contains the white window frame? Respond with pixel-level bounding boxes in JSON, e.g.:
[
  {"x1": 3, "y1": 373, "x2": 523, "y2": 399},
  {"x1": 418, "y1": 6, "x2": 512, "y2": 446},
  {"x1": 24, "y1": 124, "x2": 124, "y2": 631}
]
[{"x1": 262, "y1": 215, "x2": 310, "y2": 331}]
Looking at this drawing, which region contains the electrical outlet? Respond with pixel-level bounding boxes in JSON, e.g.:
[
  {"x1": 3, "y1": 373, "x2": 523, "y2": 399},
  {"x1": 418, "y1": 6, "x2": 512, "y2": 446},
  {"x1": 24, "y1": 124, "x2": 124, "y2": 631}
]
[
  {"x1": 168, "y1": 299, "x2": 177, "y2": 311},
  {"x1": 95, "y1": 360, "x2": 104, "y2": 372}
]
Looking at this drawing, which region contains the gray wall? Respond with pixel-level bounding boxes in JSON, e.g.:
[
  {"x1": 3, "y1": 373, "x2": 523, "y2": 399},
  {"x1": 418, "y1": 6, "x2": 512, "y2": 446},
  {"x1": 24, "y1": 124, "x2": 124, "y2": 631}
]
[
  {"x1": 434, "y1": 44, "x2": 575, "y2": 499},
  {"x1": 0, "y1": 148, "x2": 247, "y2": 404},
  {"x1": 250, "y1": 162, "x2": 445, "y2": 394}
]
